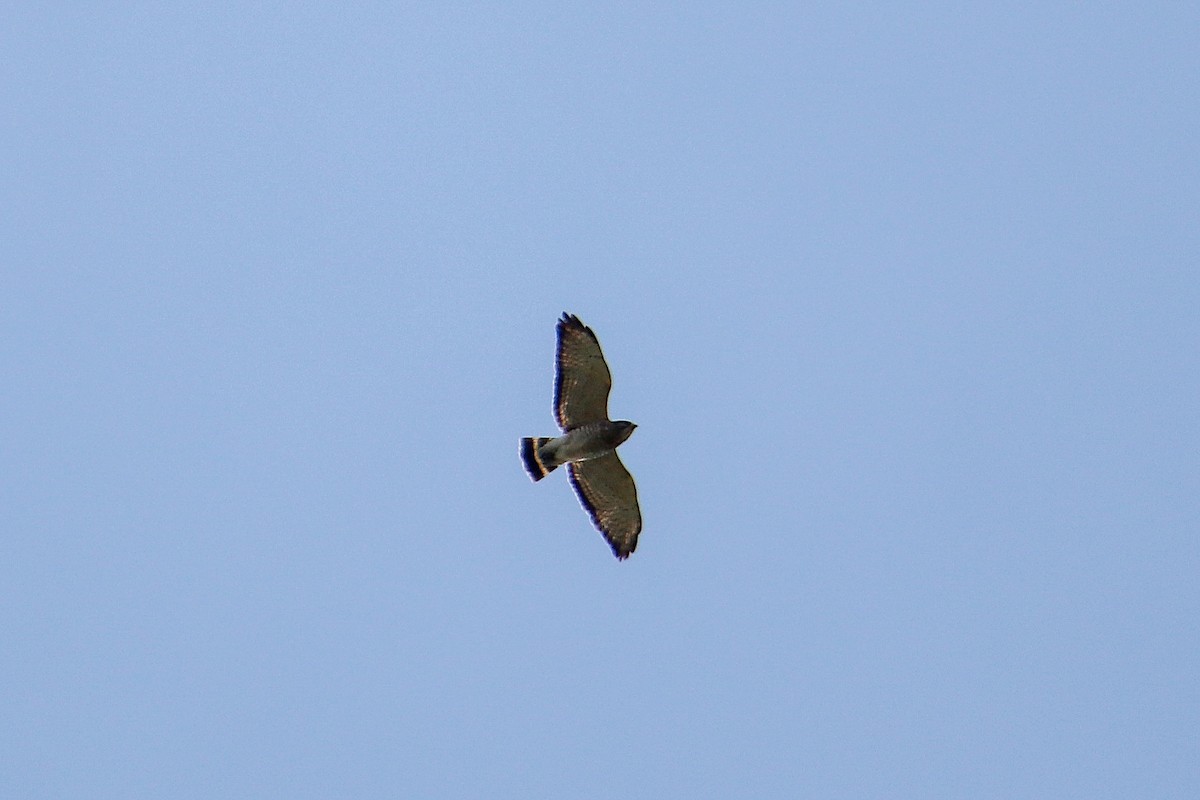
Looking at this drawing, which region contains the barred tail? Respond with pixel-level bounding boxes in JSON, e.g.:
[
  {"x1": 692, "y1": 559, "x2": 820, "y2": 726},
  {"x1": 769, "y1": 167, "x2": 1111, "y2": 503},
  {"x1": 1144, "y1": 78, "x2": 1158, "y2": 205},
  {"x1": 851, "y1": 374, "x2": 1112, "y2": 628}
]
[{"x1": 520, "y1": 437, "x2": 558, "y2": 481}]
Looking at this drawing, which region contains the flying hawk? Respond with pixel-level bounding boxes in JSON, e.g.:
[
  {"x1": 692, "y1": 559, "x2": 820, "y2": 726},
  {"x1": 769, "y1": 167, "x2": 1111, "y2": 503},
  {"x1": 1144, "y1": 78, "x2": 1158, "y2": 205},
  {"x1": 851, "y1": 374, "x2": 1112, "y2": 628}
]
[{"x1": 521, "y1": 313, "x2": 642, "y2": 560}]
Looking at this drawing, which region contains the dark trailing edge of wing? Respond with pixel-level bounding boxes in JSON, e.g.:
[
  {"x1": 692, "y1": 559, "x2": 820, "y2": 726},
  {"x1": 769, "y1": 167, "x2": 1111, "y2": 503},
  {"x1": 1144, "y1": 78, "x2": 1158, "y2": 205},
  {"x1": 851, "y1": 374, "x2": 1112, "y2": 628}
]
[
  {"x1": 555, "y1": 313, "x2": 584, "y2": 421},
  {"x1": 567, "y1": 465, "x2": 638, "y2": 561},
  {"x1": 554, "y1": 312, "x2": 604, "y2": 430}
]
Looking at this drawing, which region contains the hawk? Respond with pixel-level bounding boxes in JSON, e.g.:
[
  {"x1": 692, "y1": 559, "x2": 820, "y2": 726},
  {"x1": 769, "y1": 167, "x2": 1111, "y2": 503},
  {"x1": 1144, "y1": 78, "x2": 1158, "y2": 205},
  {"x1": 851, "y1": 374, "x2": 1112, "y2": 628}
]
[{"x1": 521, "y1": 313, "x2": 642, "y2": 560}]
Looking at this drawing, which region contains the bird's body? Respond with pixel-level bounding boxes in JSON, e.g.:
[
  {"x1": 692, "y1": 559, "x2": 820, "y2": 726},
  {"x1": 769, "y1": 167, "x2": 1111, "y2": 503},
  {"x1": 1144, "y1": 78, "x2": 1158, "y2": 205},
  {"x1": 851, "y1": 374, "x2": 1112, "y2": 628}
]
[
  {"x1": 522, "y1": 420, "x2": 636, "y2": 477},
  {"x1": 521, "y1": 313, "x2": 642, "y2": 560}
]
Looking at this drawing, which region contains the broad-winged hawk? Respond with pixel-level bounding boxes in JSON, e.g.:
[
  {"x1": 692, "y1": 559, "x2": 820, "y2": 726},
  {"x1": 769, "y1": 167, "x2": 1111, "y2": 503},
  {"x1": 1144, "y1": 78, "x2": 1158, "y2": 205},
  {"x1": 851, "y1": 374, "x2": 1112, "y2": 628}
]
[{"x1": 521, "y1": 313, "x2": 641, "y2": 560}]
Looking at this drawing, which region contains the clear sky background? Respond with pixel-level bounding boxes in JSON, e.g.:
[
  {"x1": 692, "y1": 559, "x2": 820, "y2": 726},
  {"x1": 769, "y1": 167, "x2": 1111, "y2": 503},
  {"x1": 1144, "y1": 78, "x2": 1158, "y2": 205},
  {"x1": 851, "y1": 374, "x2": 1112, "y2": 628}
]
[{"x1": 3, "y1": 3, "x2": 1197, "y2": 798}]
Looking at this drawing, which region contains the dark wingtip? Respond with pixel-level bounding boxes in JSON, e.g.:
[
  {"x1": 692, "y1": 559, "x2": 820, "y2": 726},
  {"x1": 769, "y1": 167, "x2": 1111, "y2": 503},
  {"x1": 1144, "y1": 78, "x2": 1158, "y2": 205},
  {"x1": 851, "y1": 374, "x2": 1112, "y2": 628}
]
[
  {"x1": 557, "y1": 313, "x2": 598, "y2": 345},
  {"x1": 611, "y1": 541, "x2": 636, "y2": 560}
]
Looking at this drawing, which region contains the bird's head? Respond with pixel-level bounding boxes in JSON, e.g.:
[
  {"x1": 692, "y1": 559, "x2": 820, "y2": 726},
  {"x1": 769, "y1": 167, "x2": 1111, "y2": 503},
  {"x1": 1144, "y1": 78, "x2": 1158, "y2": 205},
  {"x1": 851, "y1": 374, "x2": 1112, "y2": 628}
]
[{"x1": 614, "y1": 420, "x2": 637, "y2": 444}]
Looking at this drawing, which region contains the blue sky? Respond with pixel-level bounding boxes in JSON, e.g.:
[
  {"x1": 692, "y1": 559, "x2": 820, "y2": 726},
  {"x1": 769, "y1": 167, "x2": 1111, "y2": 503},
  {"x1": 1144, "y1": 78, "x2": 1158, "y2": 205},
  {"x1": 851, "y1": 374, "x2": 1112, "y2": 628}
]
[{"x1": 3, "y1": 3, "x2": 1197, "y2": 797}]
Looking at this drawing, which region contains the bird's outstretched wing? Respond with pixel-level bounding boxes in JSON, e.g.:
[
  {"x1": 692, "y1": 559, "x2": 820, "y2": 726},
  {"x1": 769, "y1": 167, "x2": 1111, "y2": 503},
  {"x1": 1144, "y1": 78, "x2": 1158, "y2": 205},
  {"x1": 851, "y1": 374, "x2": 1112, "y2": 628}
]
[
  {"x1": 567, "y1": 453, "x2": 641, "y2": 560},
  {"x1": 554, "y1": 313, "x2": 612, "y2": 430}
]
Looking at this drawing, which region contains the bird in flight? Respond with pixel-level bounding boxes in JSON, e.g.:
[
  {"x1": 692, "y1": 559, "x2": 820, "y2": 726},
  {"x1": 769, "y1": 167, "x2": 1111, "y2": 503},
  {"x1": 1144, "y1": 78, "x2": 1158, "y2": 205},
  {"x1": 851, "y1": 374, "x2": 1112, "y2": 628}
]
[{"x1": 521, "y1": 313, "x2": 642, "y2": 560}]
